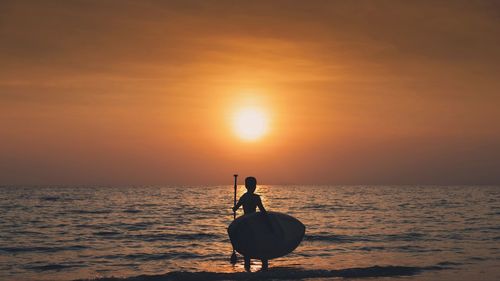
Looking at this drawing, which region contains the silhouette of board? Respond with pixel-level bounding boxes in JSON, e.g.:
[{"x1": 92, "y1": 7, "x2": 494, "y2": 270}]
[{"x1": 228, "y1": 211, "x2": 305, "y2": 260}]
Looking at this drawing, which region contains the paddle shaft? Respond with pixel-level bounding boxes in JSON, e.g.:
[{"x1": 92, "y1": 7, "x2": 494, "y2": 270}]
[
  {"x1": 233, "y1": 174, "x2": 238, "y2": 219},
  {"x1": 230, "y1": 174, "x2": 238, "y2": 264}
]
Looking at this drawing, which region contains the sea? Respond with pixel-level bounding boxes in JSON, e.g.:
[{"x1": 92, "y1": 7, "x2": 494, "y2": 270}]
[{"x1": 0, "y1": 185, "x2": 499, "y2": 281}]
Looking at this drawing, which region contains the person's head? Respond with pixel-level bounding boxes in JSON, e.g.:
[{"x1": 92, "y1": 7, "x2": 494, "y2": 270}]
[{"x1": 245, "y1": 176, "x2": 257, "y2": 193}]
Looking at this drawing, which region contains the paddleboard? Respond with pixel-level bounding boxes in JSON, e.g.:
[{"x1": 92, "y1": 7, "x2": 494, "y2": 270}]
[{"x1": 227, "y1": 211, "x2": 305, "y2": 259}]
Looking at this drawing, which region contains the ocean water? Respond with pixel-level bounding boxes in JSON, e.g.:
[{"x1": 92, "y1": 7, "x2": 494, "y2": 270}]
[{"x1": 0, "y1": 185, "x2": 499, "y2": 281}]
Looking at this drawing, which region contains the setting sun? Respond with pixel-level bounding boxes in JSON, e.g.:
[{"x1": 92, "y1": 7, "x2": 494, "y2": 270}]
[
  {"x1": 1, "y1": 2, "x2": 500, "y2": 281},
  {"x1": 233, "y1": 108, "x2": 269, "y2": 141}
]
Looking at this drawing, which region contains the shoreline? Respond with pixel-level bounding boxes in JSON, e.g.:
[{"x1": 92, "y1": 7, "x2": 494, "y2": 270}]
[{"x1": 77, "y1": 265, "x2": 446, "y2": 281}]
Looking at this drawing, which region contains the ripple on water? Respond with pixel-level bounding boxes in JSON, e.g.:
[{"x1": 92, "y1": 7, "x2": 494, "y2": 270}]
[
  {"x1": 24, "y1": 263, "x2": 87, "y2": 272},
  {"x1": 0, "y1": 245, "x2": 90, "y2": 253},
  {"x1": 304, "y1": 232, "x2": 428, "y2": 243},
  {"x1": 0, "y1": 185, "x2": 498, "y2": 281}
]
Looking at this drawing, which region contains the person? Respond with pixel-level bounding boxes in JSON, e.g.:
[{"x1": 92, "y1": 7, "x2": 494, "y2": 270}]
[{"x1": 232, "y1": 176, "x2": 269, "y2": 272}]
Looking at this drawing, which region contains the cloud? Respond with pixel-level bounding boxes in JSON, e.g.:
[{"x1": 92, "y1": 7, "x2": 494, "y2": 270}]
[{"x1": 0, "y1": 0, "x2": 499, "y2": 184}]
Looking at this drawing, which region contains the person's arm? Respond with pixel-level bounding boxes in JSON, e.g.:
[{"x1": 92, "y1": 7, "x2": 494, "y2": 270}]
[
  {"x1": 257, "y1": 196, "x2": 267, "y2": 213},
  {"x1": 232, "y1": 194, "x2": 245, "y2": 212}
]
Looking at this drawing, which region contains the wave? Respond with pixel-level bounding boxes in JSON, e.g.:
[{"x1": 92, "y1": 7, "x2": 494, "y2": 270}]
[
  {"x1": 126, "y1": 232, "x2": 220, "y2": 242},
  {"x1": 302, "y1": 204, "x2": 379, "y2": 212},
  {"x1": 71, "y1": 209, "x2": 113, "y2": 214},
  {"x1": 79, "y1": 265, "x2": 445, "y2": 281},
  {"x1": 0, "y1": 245, "x2": 89, "y2": 253},
  {"x1": 26, "y1": 263, "x2": 86, "y2": 271},
  {"x1": 354, "y1": 245, "x2": 442, "y2": 253},
  {"x1": 436, "y1": 261, "x2": 463, "y2": 266},
  {"x1": 304, "y1": 232, "x2": 428, "y2": 243},
  {"x1": 123, "y1": 209, "x2": 142, "y2": 213},
  {"x1": 304, "y1": 234, "x2": 373, "y2": 243},
  {"x1": 101, "y1": 251, "x2": 213, "y2": 262},
  {"x1": 39, "y1": 196, "x2": 61, "y2": 201},
  {"x1": 94, "y1": 231, "x2": 121, "y2": 236}
]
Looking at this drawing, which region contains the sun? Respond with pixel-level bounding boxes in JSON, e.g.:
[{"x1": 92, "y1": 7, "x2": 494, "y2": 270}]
[{"x1": 233, "y1": 108, "x2": 269, "y2": 141}]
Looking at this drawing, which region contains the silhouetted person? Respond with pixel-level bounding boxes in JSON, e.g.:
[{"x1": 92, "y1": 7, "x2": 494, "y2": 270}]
[{"x1": 232, "y1": 176, "x2": 268, "y2": 272}]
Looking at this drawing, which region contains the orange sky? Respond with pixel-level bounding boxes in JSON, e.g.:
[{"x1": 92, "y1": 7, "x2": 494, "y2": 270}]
[{"x1": 1, "y1": 0, "x2": 499, "y2": 185}]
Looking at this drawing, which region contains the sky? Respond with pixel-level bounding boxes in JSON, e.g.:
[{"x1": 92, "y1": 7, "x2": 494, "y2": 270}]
[{"x1": 1, "y1": 0, "x2": 499, "y2": 185}]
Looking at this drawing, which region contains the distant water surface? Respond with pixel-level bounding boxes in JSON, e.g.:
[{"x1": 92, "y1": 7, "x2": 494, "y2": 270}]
[{"x1": 0, "y1": 185, "x2": 499, "y2": 281}]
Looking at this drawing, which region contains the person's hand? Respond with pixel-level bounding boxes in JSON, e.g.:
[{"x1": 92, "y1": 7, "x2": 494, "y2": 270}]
[{"x1": 232, "y1": 206, "x2": 237, "y2": 212}]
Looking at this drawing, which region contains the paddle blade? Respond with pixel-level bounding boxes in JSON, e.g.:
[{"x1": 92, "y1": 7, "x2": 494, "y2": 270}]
[{"x1": 230, "y1": 251, "x2": 237, "y2": 264}]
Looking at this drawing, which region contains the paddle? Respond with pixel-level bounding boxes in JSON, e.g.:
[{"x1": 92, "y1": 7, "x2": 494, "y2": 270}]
[{"x1": 230, "y1": 174, "x2": 238, "y2": 264}]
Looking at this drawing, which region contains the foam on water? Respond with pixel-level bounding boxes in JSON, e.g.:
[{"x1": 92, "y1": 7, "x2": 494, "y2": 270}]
[{"x1": 0, "y1": 185, "x2": 499, "y2": 281}]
